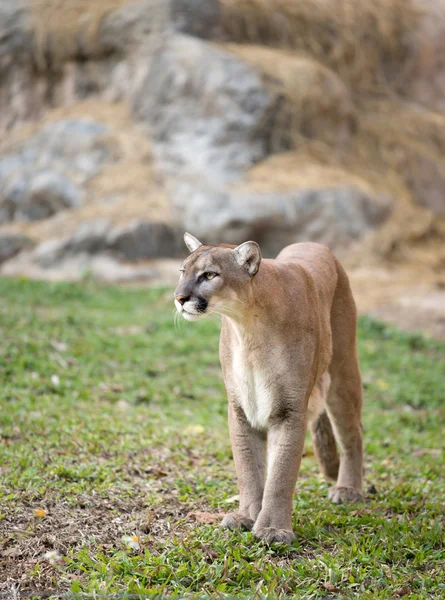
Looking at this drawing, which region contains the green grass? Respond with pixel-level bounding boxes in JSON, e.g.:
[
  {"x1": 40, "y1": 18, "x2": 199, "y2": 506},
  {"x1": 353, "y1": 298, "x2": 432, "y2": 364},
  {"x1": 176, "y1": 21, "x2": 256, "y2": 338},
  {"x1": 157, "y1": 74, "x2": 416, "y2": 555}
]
[{"x1": 0, "y1": 278, "x2": 444, "y2": 599}]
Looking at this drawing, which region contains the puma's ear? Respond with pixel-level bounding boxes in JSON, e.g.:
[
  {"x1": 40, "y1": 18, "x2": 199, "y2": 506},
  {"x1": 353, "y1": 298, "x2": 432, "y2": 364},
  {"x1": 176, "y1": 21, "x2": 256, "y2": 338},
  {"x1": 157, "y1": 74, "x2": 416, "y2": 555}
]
[
  {"x1": 184, "y1": 232, "x2": 203, "y2": 253},
  {"x1": 233, "y1": 241, "x2": 261, "y2": 276}
]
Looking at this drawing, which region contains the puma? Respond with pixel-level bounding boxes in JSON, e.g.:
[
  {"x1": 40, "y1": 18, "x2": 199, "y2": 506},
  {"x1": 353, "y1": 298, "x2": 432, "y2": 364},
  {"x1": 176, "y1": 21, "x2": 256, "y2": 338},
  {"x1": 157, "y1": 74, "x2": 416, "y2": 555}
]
[{"x1": 174, "y1": 232, "x2": 364, "y2": 545}]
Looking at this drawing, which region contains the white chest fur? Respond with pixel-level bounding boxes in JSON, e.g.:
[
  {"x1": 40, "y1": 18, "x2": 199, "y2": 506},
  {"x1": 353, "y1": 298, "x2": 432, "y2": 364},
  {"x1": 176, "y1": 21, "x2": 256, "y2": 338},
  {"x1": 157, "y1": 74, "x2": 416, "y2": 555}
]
[{"x1": 232, "y1": 350, "x2": 273, "y2": 430}]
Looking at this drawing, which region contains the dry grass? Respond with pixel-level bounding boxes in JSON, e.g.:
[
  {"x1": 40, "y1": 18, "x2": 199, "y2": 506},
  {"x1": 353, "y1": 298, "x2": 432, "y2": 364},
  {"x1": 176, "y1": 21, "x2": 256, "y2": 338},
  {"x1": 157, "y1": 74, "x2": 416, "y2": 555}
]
[
  {"x1": 29, "y1": 0, "x2": 171, "y2": 69},
  {"x1": 29, "y1": 0, "x2": 134, "y2": 67},
  {"x1": 221, "y1": 0, "x2": 421, "y2": 94},
  {"x1": 233, "y1": 94, "x2": 445, "y2": 274},
  {"x1": 222, "y1": 44, "x2": 356, "y2": 148},
  {"x1": 234, "y1": 154, "x2": 373, "y2": 194}
]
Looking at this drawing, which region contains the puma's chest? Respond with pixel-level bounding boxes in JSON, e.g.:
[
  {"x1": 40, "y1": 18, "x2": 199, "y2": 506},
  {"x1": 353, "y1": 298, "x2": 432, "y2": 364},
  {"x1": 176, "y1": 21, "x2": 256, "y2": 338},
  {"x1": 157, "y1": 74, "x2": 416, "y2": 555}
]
[{"x1": 231, "y1": 350, "x2": 273, "y2": 430}]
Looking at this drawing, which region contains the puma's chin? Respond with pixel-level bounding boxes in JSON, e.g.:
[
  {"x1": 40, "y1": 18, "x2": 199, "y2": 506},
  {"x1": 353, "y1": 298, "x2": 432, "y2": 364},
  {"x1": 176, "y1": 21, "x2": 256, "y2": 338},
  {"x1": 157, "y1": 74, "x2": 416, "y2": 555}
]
[{"x1": 182, "y1": 310, "x2": 204, "y2": 322}]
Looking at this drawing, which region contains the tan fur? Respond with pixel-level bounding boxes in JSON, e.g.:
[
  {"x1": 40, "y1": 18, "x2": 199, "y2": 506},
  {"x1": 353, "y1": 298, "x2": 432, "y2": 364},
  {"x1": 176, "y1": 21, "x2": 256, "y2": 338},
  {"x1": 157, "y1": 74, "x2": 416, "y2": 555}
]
[{"x1": 174, "y1": 234, "x2": 364, "y2": 545}]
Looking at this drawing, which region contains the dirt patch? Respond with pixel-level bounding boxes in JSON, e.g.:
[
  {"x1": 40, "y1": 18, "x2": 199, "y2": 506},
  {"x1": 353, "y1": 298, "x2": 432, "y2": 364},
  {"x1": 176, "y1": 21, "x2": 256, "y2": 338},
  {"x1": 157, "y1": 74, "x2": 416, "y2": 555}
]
[
  {"x1": 350, "y1": 266, "x2": 445, "y2": 339},
  {"x1": 0, "y1": 488, "x2": 190, "y2": 596}
]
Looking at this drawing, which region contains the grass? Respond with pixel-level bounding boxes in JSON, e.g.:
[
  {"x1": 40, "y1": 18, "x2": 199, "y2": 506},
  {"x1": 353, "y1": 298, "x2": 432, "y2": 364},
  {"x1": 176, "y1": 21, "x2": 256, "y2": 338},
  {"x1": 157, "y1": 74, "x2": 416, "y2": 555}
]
[{"x1": 0, "y1": 278, "x2": 444, "y2": 599}]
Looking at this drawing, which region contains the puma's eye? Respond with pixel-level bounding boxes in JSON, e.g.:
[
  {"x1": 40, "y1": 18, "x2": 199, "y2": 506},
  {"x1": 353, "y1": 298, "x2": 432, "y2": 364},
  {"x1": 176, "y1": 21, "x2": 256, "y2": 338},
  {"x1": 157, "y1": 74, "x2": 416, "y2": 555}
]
[{"x1": 204, "y1": 272, "x2": 217, "y2": 280}]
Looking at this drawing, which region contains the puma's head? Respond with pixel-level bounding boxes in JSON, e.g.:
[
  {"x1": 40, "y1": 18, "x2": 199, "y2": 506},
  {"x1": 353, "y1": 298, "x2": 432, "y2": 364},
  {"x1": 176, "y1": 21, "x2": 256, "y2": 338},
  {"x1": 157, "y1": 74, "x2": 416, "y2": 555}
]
[{"x1": 174, "y1": 232, "x2": 261, "y2": 321}]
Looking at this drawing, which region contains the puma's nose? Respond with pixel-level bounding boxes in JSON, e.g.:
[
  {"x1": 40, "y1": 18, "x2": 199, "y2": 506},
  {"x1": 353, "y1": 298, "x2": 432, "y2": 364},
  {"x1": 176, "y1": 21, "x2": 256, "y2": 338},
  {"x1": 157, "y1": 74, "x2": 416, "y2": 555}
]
[{"x1": 175, "y1": 294, "x2": 190, "y2": 306}]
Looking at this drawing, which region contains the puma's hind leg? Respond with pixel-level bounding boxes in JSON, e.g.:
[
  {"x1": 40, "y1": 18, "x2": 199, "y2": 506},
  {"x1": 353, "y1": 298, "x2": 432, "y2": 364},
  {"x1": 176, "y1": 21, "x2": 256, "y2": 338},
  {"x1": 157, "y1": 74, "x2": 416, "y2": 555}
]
[
  {"x1": 309, "y1": 373, "x2": 340, "y2": 483},
  {"x1": 326, "y1": 362, "x2": 364, "y2": 504}
]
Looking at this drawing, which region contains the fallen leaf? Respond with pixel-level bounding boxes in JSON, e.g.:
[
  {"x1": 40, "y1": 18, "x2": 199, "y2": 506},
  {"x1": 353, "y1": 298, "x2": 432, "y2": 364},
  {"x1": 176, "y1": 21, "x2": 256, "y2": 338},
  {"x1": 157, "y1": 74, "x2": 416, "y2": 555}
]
[
  {"x1": 394, "y1": 586, "x2": 411, "y2": 597},
  {"x1": 352, "y1": 509, "x2": 372, "y2": 516},
  {"x1": 116, "y1": 400, "x2": 131, "y2": 410},
  {"x1": 322, "y1": 583, "x2": 340, "y2": 592},
  {"x1": 183, "y1": 425, "x2": 205, "y2": 435},
  {"x1": 113, "y1": 326, "x2": 144, "y2": 336},
  {"x1": 225, "y1": 494, "x2": 239, "y2": 504},
  {"x1": 140, "y1": 510, "x2": 156, "y2": 533},
  {"x1": 412, "y1": 448, "x2": 442, "y2": 457},
  {"x1": 189, "y1": 512, "x2": 223, "y2": 524},
  {"x1": 1, "y1": 546, "x2": 22, "y2": 558},
  {"x1": 376, "y1": 379, "x2": 389, "y2": 390},
  {"x1": 51, "y1": 340, "x2": 68, "y2": 352}
]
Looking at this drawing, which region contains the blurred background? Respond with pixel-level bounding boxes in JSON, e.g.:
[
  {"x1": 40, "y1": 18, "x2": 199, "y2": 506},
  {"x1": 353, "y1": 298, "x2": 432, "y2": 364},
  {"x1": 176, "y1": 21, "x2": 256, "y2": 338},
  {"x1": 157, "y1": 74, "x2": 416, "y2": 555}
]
[{"x1": 0, "y1": 0, "x2": 444, "y2": 337}]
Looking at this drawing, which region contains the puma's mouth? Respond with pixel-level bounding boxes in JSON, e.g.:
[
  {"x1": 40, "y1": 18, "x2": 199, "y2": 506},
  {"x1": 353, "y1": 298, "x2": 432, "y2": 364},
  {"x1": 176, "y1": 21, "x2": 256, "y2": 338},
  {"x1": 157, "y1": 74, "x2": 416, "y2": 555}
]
[{"x1": 174, "y1": 299, "x2": 206, "y2": 321}]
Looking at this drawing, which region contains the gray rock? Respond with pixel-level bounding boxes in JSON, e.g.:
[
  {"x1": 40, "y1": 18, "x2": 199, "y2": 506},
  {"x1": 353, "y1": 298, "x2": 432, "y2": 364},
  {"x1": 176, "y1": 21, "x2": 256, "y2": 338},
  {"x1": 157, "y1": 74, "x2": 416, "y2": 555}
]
[
  {"x1": 106, "y1": 221, "x2": 181, "y2": 259},
  {"x1": 0, "y1": 119, "x2": 111, "y2": 188},
  {"x1": 171, "y1": 0, "x2": 221, "y2": 40},
  {"x1": 404, "y1": 152, "x2": 445, "y2": 216},
  {"x1": 18, "y1": 218, "x2": 182, "y2": 270},
  {"x1": 0, "y1": 118, "x2": 114, "y2": 224},
  {"x1": 29, "y1": 219, "x2": 111, "y2": 268},
  {"x1": 183, "y1": 184, "x2": 393, "y2": 256},
  {"x1": 98, "y1": 0, "x2": 166, "y2": 55},
  {"x1": 32, "y1": 238, "x2": 70, "y2": 269},
  {"x1": 22, "y1": 120, "x2": 111, "y2": 182},
  {"x1": 64, "y1": 219, "x2": 111, "y2": 255},
  {"x1": 0, "y1": 0, "x2": 29, "y2": 65},
  {"x1": 133, "y1": 34, "x2": 278, "y2": 184},
  {"x1": 0, "y1": 232, "x2": 34, "y2": 263},
  {"x1": 405, "y1": 0, "x2": 445, "y2": 112},
  {"x1": 0, "y1": 170, "x2": 82, "y2": 223}
]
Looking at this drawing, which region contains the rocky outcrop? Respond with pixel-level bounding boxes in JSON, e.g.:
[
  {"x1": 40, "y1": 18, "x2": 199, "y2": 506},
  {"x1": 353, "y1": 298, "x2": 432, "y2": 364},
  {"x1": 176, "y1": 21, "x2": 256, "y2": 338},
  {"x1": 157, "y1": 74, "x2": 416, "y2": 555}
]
[
  {"x1": 10, "y1": 219, "x2": 182, "y2": 270},
  {"x1": 0, "y1": 0, "x2": 443, "y2": 281},
  {"x1": 0, "y1": 120, "x2": 112, "y2": 223},
  {"x1": 133, "y1": 34, "x2": 279, "y2": 184},
  {"x1": 180, "y1": 179, "x2": 392, "y2": 257},
  {"x1": 0, "y1": 232, "x2": 34, "y2": 263}
]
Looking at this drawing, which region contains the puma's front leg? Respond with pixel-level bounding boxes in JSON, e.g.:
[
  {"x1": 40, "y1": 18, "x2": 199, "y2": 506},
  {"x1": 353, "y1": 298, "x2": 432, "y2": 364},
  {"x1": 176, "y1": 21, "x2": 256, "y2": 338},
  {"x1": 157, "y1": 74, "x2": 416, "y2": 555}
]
[
  {"x1": 222, "y1": 401, "x2": 267, "y2": 531},
  {"x1": 253, "y1": 408, "x2": 307, "y2": 545}
]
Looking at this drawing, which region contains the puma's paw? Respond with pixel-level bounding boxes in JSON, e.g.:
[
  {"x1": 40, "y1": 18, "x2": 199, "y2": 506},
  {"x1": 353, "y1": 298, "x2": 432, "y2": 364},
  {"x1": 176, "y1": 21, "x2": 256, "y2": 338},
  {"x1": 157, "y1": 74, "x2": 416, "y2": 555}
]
[
  {"x1": 253, "y1": 526, "x2": 295, "y2": 545},
  {"x1": 221, "y1": 512, "x2": 254, "y2": 531},
  {"x1": 328, "y1": 486, "x2": 364, "y2": 504}
]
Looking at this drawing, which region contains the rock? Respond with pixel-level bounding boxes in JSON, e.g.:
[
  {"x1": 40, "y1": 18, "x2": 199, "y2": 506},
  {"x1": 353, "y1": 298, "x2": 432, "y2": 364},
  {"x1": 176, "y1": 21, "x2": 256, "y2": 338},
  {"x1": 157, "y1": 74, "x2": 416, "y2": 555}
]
[
  {"x1": 223, "y1": 45, "x2": 356, "y2": 149},
  {"x1": 1, "y1": 250, "x2": 162, "y2": 283},
  {"x1": 0, "y1": 119, "x2": 111, "y2": 184},
  {"x1": 404, "y1": 152, "x2": 445, "y2": 216},
  {"x1": 0, "y1": 171, "x2": 82, "y2": 223},
  {"x1": 0, "y1": 1, "x2": 28, "y2": 64},
  {"x1": 65, "y1": 219, "x2": 111, "y2": 255},
  {"x1": 182, "y1": 182, "x2": 393, "y2": 256},
  {"x1": 171, "y1": 0, "x2": 221, "y2": 40},
  {"x1": 13, "y1": 218, "x2": 182, "y2": 269},
  {"x1": 31, "y1": 238, "x2": 69, "y2": 269},
  {"x1": 405, "y1": 0, "x2": 445, "y2": 112},
  {"x1": 133, "y1": 34, "x2": 278, "y2": 184},
  {"x1": 106, "y1": 221, "x2": 181, "y2": 259},
  {"x1": 88, "y1": 255, "x2": 158, "y2": 283},
  {"x1": 22, "y1": 120, "x2": 111, "y2": 182},
  {"x1": 0, "y1": 119, "x2": 114, "y2": 224},
  {"x1": 98, "y1": 0, "x2": 166, "y2": 55},
  {"x1": 0, "y1": 232, "x2": 34, "y2": 263}
]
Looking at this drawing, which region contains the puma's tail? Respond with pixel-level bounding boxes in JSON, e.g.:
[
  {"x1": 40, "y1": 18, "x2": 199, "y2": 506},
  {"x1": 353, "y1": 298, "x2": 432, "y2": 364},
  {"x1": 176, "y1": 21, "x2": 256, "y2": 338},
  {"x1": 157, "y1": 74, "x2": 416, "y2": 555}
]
[{"x1": 310, "y1": 410, "x2": 339, "y2": 482}]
